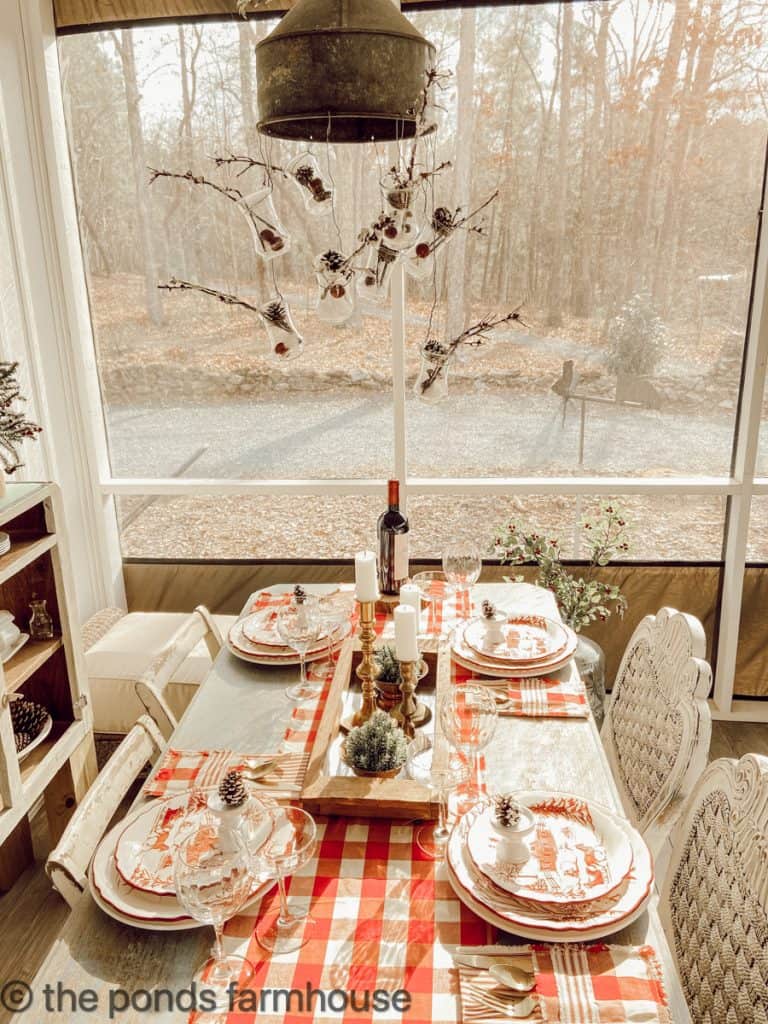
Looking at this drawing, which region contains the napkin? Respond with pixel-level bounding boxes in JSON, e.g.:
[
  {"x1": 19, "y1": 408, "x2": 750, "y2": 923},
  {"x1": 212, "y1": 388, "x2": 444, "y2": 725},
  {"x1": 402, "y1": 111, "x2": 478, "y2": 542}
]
[
  {"x1": 456, "y1": 943, "x2": 672, "y2": 1023},
  {"x1": 143, "y1": 748, "x2": 309, "y2": 798},
  {"x1": 501, "y1": 676, "x2": 589, "y2": 718}
]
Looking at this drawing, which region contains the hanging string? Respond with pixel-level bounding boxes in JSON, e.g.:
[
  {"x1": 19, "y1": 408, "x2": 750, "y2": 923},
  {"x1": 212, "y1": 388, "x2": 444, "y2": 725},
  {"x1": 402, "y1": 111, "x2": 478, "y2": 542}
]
[
  {"x1": 325, "y1": 111, "x2": 344, "y2": 252},
  {"x1": 425, "y1": 127, "x2": 440, "y2": 344}
]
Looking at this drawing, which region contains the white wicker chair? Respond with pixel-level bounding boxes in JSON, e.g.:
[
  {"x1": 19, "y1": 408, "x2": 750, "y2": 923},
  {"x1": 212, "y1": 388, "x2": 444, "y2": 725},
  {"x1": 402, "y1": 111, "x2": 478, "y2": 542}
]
[
  {"x1": 135, "y1": 606, "x2": 224, "y2": 741},
  {"x1": 46, "y1": 715, "x2": 165, "y2": 907},
  {"x1": 660, "y1": 754, "x2": 768, "y2": 1024},
  {"x1": 601, "y1": 606, "x2": 711, "y2": 856}
]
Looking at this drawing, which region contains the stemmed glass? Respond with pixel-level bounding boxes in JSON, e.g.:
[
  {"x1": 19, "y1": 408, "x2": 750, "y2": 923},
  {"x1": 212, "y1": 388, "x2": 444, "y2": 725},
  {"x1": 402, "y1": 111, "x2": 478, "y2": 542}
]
[
  {"x1": 255, "y1": 807, "x2": 317, "y2": 954},
  {"x1": 439, "y1": 683, "x2": 498, "y2": 802},
  {"x1": 277, "y1": 596, "x2": 322, "y2": 702},
  {"x1": 174, "y1": 826, "x2": 255, "y2": 1000},
  {"x1": 309, "y1": 591, "x2": 355, "y2": 681},
  {"x1": 406, "y1": 735, "x2": 469, "y2": 859},
  {"x1": 442, "y1": 545, "x2": 482, "y2": 620}
]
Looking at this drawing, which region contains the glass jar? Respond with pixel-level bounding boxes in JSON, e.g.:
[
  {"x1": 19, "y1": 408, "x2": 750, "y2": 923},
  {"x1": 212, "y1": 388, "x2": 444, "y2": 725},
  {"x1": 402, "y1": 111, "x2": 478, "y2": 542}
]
[
  {"x1": 258, "y1": 298, "x2": 304, "y2": 361},
  {"x1": 314, "y1": 252, "x2": 355, "y2": 325},
  {"x1": 380, "y1": 176, "x2": 421, "y2": 252},
  {"x1": 237, "y1": 187, "x2": 291, "y2": 262},
  {"x1": 414, "y1": 342, "x2": 450, "y2": 403},
  {"x1": 572, "y1": 633, "x2": 607, "y2": 728},
  {"x1": 285, "y1": 152, "x2": 334, "y2": 216},
  {"x1": 358, "y1": 241, "x2": 398, "y2": 304},
  {"x1": 29, "y1": 597, "x2": 54, "y2": 641},
  {"x1": 403, "y1": 234, "x2": 435, "y2": 281}
]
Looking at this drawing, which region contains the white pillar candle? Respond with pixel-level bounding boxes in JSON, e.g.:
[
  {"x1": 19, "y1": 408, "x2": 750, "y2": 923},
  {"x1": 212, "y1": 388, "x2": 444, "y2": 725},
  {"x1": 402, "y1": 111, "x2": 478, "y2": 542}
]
[
  {"x1": 354, "y1": 550, "x2": 379, "y2": 603},
  {"x1": 398, "y1": 582, "x2": 421, "y2": 616},
  {"x1": 394, "y1": 603, "x2": 419, "y2": 662}
]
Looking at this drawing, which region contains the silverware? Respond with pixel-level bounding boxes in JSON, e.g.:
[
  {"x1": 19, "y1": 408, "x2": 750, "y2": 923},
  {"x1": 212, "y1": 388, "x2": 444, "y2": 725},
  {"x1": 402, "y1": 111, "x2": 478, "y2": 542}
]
[
  {"x1": 489, "y1": 963, "x2": 536, "y2": 993},
  {"x1": 465, "y1": 983, "x2": 538, "y2": 1019},
  {"x1": 453, "y1": 953, "x2": 533, "y2": 971}
]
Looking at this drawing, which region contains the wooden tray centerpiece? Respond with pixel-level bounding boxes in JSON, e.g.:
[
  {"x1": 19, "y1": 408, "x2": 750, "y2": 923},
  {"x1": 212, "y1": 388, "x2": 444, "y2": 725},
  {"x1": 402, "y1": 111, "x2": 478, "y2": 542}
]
[{"x1": 300, "y1": 606, "x2": 451, "y2": 820}]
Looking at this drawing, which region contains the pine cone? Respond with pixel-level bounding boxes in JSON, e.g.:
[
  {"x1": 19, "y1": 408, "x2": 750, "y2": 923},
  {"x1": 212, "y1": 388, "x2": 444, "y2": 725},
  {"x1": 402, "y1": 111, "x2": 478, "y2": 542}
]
[
  {"x1": 320, "y1": 250, "x2": 345, "y2": 272},
  {"x1": 293, "y1": 584, "x2": 306, "y2": 604},
  {"x1": 10, "y1": 699, "x2": 48, "y2": 740},
  {"x1": 482, "y1": 599, "x2": 497, "y2": 620},
  {"x1": 431, "y1": 206, "x2": 454, "y2": 234},
  {"x1": 14, "y1": 731, "x2": 31, "y2": 753},
  {"x1": 494, "y1": 793, "x2": 522, "y2": 829},
  {"x1": 218, "y1": 769, "x2": 247, "y2": 808},
  {"x1": 293, "y1": 164, "x2": 315, "y2": 186}
]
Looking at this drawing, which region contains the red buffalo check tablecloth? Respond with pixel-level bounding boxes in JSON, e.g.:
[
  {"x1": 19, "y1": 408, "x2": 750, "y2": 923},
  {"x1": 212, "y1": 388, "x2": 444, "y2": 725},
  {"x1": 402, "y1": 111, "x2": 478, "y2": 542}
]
[{"x1": 184, "y1": 587, "x2": 669, "y2": 1023}]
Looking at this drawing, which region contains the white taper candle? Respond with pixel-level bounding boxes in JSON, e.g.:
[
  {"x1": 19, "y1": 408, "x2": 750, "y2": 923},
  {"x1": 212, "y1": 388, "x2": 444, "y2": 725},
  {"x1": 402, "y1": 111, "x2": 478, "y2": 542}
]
[{"x1": 394, "y1": 603, "x2": 419, "y2": 662}]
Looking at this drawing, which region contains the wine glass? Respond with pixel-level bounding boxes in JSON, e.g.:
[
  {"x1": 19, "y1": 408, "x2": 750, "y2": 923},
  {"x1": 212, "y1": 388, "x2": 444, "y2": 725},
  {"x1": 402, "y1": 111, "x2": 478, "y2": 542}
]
[
  {"x1": 406, "y1": 735, "x2": 469, "y2": 859},
  {"x1": 442, "y1": 545, "x2": 482, "y2": 619},
  {"x1": 410, "y1": 570, "x2": 452, "y2": 639},
  {"x1": 174, "y1": 825, "x2": 255, "y2": 1000},
  {"x1": 277, "y1": 596, "x2": 322, "y2": 702},
  {"x1": 255, "y1": 807, "x2": 317, "y2": 954},
  {"x1": 309, "y1": 591, "x2": 355, "y2": 681},
  {"x1": 439, "y1": 683, "x2": 498, "y2": 802}
]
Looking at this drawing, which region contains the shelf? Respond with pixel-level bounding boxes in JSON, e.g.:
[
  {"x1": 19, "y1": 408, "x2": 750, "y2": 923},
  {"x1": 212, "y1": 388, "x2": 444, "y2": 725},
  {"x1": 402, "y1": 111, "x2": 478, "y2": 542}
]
[
  {"x1": 0, "y1": 534, "x2": 56, "y2": 586},
  {"x1": 0, "y1": 484, "x2": 50, "y2": 528},
  {"x1": 3, "y1": 638, "x2": 62, "y2": 695},
  {"x1": 19, "y1": 719, "x2": 71, "y2": 787}
]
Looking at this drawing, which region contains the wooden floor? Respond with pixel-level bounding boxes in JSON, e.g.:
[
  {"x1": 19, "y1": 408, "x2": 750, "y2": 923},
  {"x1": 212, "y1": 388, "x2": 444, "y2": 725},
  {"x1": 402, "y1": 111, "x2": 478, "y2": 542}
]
[{"x1": 0, "y1": 720, "x2": 764, "y2": 1022}]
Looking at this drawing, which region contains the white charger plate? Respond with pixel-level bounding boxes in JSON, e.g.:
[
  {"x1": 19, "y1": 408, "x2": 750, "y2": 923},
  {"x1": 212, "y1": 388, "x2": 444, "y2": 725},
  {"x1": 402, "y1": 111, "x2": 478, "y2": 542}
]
[
  {"x1": 463, "y1": 614, "x2": 571, "y2": 666},
  {"x1": 466, "y1": 796, "x2": 633, "y2": 905},
  {"x1": 446, "y1": 800, "x2": 653, "y2": 942}
]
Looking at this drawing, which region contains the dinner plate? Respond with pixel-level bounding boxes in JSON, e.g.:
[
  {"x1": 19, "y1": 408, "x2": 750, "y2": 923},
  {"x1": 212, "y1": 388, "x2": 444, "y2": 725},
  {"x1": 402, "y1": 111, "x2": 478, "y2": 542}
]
[
  {"x1": 463, "y1": 615, "x2": 571, "y2": 665},
  {"x1": 91, "y1": 819, "x2": 275, "y2": 932},
  {"x1": 466, "y1": 796, "x2": 633, "y2": 905},
  {"x1": 114, "y1": 790, "x2": 274, "y2": 896},
  {"x1": 230, "y1": 616, "x2": 331, "y2": 659},
  {"x1": 240, "y1": 607, "x2": 331, "y2": 651},
  {"x1": 446, "y1": 801, "x2": 654, "y2": 942},
  {"x1": 454, "y1": 621, "x2": 578, "y2": 674},
  {"x1": 451, "y1": 643, "x2": 577, "y2": 680}
]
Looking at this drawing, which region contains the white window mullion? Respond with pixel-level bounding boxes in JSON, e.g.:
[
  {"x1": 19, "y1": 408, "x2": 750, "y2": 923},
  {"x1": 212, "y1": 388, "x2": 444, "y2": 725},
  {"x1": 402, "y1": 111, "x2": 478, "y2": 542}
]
[{"x1": 714, "y1": 157, "x2": 768, "y2": 713}]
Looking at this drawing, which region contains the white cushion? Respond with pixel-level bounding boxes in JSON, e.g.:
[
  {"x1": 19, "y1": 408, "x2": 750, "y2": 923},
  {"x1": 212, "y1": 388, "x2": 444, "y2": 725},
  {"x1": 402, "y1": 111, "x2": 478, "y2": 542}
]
[{"x1": 85, "y1": 612, "x2": 237, "y2": 735}]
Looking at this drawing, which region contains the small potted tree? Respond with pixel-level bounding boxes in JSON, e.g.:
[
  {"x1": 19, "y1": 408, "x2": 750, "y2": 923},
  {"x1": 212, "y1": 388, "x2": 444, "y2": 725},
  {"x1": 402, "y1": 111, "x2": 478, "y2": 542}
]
[{"x1": 342, "y1": 711, "x2": 407, "y2": 778}]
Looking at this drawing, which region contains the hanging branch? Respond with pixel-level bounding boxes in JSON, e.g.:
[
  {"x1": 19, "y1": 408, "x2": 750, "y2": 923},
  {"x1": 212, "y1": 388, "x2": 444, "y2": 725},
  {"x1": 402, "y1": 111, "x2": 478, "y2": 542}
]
[
  {"x1": 423, "y1": 190, "x2": 500, "y2": 256},
  {"x1": 386, "y1": 68, "x2": 453, "y2": 192},
  {"x1": 158, "y1": 277, "x2": 261, "y2": 315},
  {"x1": 212, "y1": 154, "x2": 287, "y2": 178},
  {"x1": 148, "y1": 167, "x2": 244, "y2": 203},
  {"x1": 0, "y1": 362, "x2": 42, "y2": 474},
  {"x1": 418, "y1": 308, "x2": 526, "y2": 396}
]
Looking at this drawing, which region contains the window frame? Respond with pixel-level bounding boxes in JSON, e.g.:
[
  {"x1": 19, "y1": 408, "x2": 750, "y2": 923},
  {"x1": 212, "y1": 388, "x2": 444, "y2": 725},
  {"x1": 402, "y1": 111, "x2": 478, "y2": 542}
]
[{"x1": 15, "y1": 0, "x2": 768, "y2": 720}]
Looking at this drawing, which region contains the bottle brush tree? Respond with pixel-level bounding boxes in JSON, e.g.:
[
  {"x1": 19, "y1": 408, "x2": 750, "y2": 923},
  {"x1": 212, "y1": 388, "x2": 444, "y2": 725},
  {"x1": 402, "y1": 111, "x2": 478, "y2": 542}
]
[{"x1": 0, "y1": 362, "x2": 42, "y2": 474}]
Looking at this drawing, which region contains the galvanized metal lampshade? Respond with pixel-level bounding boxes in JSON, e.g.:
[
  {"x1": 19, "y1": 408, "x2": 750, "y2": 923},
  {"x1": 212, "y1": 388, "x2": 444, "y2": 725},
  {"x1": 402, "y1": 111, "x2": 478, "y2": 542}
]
[{"x1": 256, "y1": 0, "x2": 436, "y2": 143}]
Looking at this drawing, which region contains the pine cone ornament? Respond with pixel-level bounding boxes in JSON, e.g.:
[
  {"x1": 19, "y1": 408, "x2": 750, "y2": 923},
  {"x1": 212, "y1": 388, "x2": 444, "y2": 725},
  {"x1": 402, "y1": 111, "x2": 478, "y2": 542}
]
[
  {"x1": 218, "y1": 769, "x2": 247, "y2": 808},
  {"x1": 10, "y1": 699, "x2": 48, "y2": 740},
  {"x1": 320, "y1": 250, "x2": 345, "y2": 273},
  {"x1": 293, "y1": 164, "x2": 315, "y2": 187},
  {"x1": 14, "y1": 732, "x2": 31, "y2": 754},
  {"x1": 494, "y1": 793, "x2": 523, "y2": 829},
  {"x1": 293, "y1": 584, "x2": 306, "y2": 604},
  {"x1": 482, "y1": 599, "x2": 497, "y2": 620},
  {"x1": 431, "y1": 206, "x2": 454, "y2": 235}
]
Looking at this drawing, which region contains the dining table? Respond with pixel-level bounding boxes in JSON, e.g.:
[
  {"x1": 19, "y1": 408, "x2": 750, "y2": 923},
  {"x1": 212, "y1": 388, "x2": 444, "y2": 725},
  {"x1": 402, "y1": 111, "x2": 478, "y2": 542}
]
[{"x1": 18, "y1": 582, "x2": 692, "y2": 1023}]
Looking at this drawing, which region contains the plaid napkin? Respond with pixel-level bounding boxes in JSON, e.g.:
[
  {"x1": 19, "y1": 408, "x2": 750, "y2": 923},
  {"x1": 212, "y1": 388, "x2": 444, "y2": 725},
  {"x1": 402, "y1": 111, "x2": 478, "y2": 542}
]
[
  {"x1": 143, "y1": 748, "x2": 309, "y2": 798},
  {"x1": 502, "y1": 676, "x2": 589, "y2": 719},
  {"x1": 456, "y1": 943, "x2": 671, "y2": 1023}
]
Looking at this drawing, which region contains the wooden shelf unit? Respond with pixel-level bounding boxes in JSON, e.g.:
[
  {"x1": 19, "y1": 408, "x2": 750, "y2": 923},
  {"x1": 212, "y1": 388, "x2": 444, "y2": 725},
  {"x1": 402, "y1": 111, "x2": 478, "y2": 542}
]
[{"x1": 0, "y1": 483, "x2": 96, "y2": 890}]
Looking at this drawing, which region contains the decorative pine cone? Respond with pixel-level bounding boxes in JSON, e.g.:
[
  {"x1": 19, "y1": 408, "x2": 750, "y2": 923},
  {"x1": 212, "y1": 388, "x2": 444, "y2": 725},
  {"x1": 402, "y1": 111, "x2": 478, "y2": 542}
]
[
  {"x1": 320, "y1": 250, "x2": 345, "y2": 272},
  {"x1": 494, "y1": 793, "x2": 523, "y2": 829},
  {"x1": 482, "y1": 599, "x2": 497, "y2": 620},
  {"x1": 293, "y1": 164, "x2": 315, "y2": 186},
  {"x1": 293, "y1": 584, "x2": 306, "y2": 604},
  {"x1": 10, "y1": 699, "x2": 48, "y2": 740},
  {"x1": 14, "y1": 731, "x2": 31, "y2": 753},
  {"x1": 424, "y1": 338, "x2": 448, "y2": 357},
  {"x1": 218, "y1": 769, "x2": 247, "y2": 808},
  {"x1": 431, "y1": 206, "x2": 454, "y2": 234}
]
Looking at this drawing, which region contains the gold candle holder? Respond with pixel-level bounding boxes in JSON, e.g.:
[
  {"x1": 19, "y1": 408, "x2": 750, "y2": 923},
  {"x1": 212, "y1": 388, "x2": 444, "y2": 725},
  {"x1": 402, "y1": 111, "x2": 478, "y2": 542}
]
[
  {"x1": 393, "y1": 659, "x2": 419, "y2": 738},
  {"x1": 350, "y1": 599, "x2": 378, "y2": 729}
]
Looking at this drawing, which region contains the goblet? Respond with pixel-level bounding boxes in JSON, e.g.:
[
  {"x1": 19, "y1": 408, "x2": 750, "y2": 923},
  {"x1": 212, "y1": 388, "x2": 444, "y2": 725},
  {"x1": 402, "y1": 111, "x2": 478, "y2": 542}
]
[
  {"x1": 406, "y1": 736, "x2": 469, "y2": 859},
  {"x1": 255, "y1": 807, "x2": 317, "y2": 954},
  {"x1": 277, "y1": 595, "x2": 322, "y2": 702},
  {"x1": 174, "y1": 826, "x2": 255, "y2": 1000},
  {"x1": 309, "y1": 591, "x2": 355, "y2": 681},
  {"x1": 439, "y1": 683, "x2": 498, "y2": 803},
  {"x1": 442, "y1": 545, "x2": 482, "y2": 619},
  {"x1": 410, "y1": 570, "x2": 452, "y2": 639}
]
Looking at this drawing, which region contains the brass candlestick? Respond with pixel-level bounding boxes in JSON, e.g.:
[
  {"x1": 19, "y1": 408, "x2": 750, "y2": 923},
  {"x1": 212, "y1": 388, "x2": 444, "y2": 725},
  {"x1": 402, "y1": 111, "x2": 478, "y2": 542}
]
[
  {"x1": 351, "y1": 599, "x2": 378, "y2": 728},
  {"x1": 393, "y1": 659, "x2": 419, "y2": 738}
]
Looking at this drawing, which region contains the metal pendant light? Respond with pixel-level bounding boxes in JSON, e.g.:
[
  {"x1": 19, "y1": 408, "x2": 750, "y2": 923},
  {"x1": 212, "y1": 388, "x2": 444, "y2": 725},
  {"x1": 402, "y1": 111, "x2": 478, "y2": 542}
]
[{"x1": 256, "y1": 0, "x2": 436, "y2": 143}]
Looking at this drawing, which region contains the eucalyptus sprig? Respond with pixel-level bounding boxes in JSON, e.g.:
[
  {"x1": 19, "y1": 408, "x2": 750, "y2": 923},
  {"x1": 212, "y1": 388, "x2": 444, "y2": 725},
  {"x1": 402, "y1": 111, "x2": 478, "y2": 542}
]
[{"x1": 493, "y1": 506, "x2": 630, "y2": 633}]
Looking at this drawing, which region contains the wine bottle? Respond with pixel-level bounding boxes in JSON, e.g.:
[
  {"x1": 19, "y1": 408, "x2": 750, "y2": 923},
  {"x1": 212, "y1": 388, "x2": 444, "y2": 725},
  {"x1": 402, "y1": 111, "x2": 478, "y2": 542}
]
[{"x1": 377, "y1": 479, "x2": 409, "y2": 594}]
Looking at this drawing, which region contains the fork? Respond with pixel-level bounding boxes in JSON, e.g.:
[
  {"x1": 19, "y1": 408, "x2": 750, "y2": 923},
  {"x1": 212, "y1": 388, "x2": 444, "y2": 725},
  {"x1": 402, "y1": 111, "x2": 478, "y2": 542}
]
[{"x1": 464, "y1": 983, "x2": 538, "y2": 1019}]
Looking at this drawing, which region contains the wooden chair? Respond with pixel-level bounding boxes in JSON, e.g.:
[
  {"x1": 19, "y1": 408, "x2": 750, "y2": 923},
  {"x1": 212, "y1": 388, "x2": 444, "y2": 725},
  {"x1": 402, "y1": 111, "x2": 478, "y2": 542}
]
[
  {"x1": 135, "y1": 606, "x2": 224, "y2": 741},
  {"x1": 46, "y1": 715, "x2": 164, "y2": 907},
  {"x1": 660, "y1": 754, "x2": 768, "y2": 1024},
  {"x1": 601, "y1": 606, "x2": 711, "y2": 856}
]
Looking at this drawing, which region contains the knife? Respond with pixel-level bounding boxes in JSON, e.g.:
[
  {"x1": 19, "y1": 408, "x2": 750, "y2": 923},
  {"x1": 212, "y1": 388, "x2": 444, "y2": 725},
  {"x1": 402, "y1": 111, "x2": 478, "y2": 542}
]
[{"x1": 452, "y1": 953, "x2": 534, "y2": 971}]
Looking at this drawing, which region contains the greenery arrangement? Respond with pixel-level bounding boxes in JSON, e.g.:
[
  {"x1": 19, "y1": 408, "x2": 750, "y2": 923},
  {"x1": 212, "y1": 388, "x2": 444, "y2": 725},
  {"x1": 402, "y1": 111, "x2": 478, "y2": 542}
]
[
  {"x1": 374, "y1": 644, "x2": 401, "y2": 684},
  {"x1": 0, "y1": 362, "x2": 42, "y2": 475},
  {"x1": 607, "y1": 292, "x2": 668, "y2": 378},
  {"x1": 344, "y1": 711, "x2": 407, "y2": 775},
  {"x1": 493, "y1": 505, "x2": 630, "y2": 633}
]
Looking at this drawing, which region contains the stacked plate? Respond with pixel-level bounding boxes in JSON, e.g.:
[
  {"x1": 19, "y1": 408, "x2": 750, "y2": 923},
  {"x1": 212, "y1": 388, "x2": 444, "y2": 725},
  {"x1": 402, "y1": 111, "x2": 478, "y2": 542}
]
[
  {"x1": 452, "y1": 613, "x2": 578, "y2": 678},
  {"x1": 446, "y1": 792, "x2": 654, "y2": 942},
  {"x1": 89, "y1": 790, "x2": 276, "y2": 931},
  {"x1": 227, "y1": 605, "x2": 351, "y2": 667}
]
